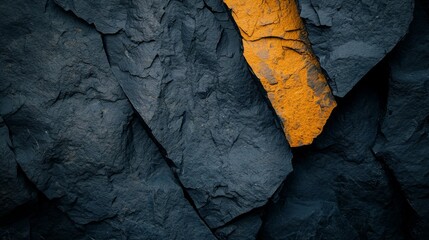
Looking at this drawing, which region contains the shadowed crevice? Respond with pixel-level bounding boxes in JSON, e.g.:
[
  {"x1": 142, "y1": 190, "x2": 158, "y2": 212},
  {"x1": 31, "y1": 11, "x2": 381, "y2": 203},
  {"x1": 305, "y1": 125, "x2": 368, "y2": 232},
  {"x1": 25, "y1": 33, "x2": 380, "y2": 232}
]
[{"x1": 128, "y1": 107, "x2": 219, "y2": 239}]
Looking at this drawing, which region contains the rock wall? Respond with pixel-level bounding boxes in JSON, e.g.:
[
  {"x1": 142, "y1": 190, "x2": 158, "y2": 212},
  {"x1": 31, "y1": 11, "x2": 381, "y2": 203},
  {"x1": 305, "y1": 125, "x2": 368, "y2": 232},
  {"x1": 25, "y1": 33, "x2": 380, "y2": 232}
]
[{"x1": 1, "y1": 0, "x2": 428, "y2": 239}]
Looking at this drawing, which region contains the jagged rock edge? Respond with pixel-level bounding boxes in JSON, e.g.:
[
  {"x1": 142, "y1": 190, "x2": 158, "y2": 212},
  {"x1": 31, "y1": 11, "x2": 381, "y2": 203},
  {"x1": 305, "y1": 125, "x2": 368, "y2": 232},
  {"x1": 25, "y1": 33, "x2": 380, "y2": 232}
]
[{"x1": 221, "y1": 1, "x2": 291, "y2": 146}]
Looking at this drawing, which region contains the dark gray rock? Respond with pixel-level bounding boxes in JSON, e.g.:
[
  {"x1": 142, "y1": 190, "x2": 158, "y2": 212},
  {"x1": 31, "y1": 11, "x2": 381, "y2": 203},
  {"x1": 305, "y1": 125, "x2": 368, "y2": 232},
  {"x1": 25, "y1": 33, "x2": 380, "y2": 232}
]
[
  {"x1": 373, "y1": 2, "x2": 429, "y2": 238},
  {"x1": 54, "y1": 0, "x2": 293, "y2": 228},
  {"x1": 261, "y1": 75, "x2": 407, "y2": 239},
  {"x1": 29, "y1": 200, "x2": 86, "y2": 240},
  {"x1": 215, "y1": 212, "x2": 262, "y2": 240},
  {"x1": 106, "y1": 1, "x2": 293, "y2": 228},
  {"x1": 298, "y1": 0, "x2": 414, "y2": 97},
  {"x1": 0, "y1": 0, "x2": 214, "y2": 239},
  {"x1": 0, "y1": 118, "x2": 36, "y2": 217},
  {"x1": 53, "y1": 0, "x2": 127, "y2": 34},
  {"x1": 264, "y1": 198, "x2": 358, "y2": 240},
  {"x1": 1, "y1": 195, "x2": 86, "y2": 240},
  {"x1": 3, "y1": 0, "x2": 427, "y2": 239},
  {"x1": 0, "y1": 217, "x2": 31, "y2": 240}
]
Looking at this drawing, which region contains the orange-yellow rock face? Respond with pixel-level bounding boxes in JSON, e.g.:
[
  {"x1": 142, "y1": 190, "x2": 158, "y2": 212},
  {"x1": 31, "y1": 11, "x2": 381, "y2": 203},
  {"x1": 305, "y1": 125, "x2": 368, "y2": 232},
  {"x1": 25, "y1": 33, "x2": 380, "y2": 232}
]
[{"x1": 224, "y1": 0, "x2": 336, "y2": 147}]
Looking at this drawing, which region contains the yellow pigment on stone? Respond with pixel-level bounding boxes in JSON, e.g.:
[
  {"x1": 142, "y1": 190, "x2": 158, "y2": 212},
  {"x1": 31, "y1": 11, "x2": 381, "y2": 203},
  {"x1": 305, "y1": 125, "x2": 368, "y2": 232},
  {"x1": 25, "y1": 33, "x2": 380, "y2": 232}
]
[{"x1": 224, "y1": 0, "x2": 337, "y2": 147}]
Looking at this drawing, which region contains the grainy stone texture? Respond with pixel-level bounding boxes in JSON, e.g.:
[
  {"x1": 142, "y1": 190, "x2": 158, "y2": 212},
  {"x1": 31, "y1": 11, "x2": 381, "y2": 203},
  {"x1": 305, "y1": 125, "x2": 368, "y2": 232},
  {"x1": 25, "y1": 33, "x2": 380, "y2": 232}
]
[
  {"x1": 373, "y1": 2, "x2": 429, "y2": 238},
  {"x1": 261, "y1": 74, "x2": 409, "y2": 239},
  {"x1": 54, "y1": 0, "x2": 293, "y2": 228},
  {"x1": 0, "y1": 1, "x2": 214, "y2": 239},
  {"x1": 298, "y1": 0, "x2": 414, "y2": 97}
]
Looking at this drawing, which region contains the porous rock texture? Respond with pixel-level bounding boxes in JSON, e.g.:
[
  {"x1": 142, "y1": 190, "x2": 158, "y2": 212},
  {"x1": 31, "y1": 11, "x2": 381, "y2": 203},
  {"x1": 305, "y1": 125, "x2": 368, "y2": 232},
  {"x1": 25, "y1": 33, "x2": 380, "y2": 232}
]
[
  {"x1": 1, "y1": 0, "x2": 429, "y2": 239},
  {"x1": 224, "y1": 0, "x2": 336, "y2": 147},
  {"x1": 298, "y1": 0, "x2": 414, "y2": 97}
]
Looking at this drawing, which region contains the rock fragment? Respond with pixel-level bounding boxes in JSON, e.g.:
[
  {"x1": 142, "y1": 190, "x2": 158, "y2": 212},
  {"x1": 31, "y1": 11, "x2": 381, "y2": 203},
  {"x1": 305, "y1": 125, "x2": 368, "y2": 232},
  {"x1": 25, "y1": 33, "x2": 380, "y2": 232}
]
[
  {"x1": 224, "y1": 0, "x2": 336, "y2": 147},
  {"x1": 298, "y1": 0, "x2": 414, "y2": 97}
]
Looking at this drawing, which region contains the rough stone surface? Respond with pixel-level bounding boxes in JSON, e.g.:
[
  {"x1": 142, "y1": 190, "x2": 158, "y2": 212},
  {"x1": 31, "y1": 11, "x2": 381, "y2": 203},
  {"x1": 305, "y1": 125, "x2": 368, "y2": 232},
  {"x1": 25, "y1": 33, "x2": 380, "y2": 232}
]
[
  {"x1": 298, "y1": 0, "x2": 414, "y2": 97},
  {"x1": 261, "y1": 74, "x2": 408, "y2": 239},
  {"x1": 373, "y1": 2, "x2": 429, "y2": 238},
  {"x1": 54, "y1": 0, "x2": 293, "y2": 228},
  {"x1": 215, "y1": 212, "x2": 262, "y2": 240},
  {"x1": 224, "y1": 0, "x2": 336, "y2": 147},
  {"x1": 0, "y1": 1, "x2": 214, "y2": 239},
  {"x1": 1, "y1": 0, "x2": 428, "y2": 239},
  {"x1": 53, "y1": 0, "x2": 127, "y2": 34}
]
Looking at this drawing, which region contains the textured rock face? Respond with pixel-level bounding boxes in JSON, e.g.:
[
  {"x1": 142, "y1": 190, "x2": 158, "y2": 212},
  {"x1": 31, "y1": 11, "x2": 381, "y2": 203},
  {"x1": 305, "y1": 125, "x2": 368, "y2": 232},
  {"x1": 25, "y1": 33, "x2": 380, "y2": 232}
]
[
  {"x1": 261, "y1": 73, "x2": 408, "y2": 240},
  {"x1": 224, "y1": 0, "x2": 336, "y2": 147},
  {"x1": 373, "y1": 2, "x2": 429, "y2": 238},
  {"x1": 0, "y1": 1, "x2": 214, "y2": 239},
  {"x1": 1, "y1": 0, "x2": 429, "y2": 239},
  {"x1": 215, "y1": 213, "x2": 262, "y2": 240},
  {"x1": 298, "y1": 0, "x2": 414, "y2": 97},
  {"x1": 53, "y1": 0, "x2": 293, "y2": 228}
]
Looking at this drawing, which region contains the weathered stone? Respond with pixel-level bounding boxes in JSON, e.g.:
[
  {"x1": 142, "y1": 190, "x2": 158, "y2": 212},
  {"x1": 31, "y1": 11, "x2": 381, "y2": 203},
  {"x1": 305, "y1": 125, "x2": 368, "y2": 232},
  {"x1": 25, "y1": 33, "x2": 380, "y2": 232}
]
[
  {"x1": 1, "y1": 0, "x2": 428, "y2": 238},
  {"x1": 0, "y1": 1, "x2": 214, "y2": 239},
  {"x1": 373, "y1": 2, "x2": 429, "y2": 238},
  {"x1": 53, "y1": 0, "x2": 126, "y2": 34},
  {"x1": 262, "y1": 74, "x2": 407, "y2": 239},
  {"x1": 298, "y1": 0, "x2": 414, "y2": 97},
  {"x1": 215, "y1": 212, "x2": 262, "y2": 240},
  {"x1": 55, "y1": 0, "x2": 293, "y2": 228},
  {"x1": 224, "y1": 0, "x2": 336, "y2": 147}
]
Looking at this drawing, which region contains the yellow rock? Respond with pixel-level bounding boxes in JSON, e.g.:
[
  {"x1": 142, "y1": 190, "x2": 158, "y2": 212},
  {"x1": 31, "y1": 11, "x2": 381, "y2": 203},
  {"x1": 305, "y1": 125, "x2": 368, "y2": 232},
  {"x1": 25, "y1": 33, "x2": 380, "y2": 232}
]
[{"x1": 224, "y1": 0, "x2": 336, "y2": 147}]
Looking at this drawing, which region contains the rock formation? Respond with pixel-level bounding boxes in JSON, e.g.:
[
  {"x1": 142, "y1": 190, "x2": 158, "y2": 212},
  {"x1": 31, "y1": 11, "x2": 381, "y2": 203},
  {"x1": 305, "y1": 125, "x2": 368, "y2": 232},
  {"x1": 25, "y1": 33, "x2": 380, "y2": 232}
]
[{"x1": 0, "y1": 0, "x2": 427, "y2": 239}]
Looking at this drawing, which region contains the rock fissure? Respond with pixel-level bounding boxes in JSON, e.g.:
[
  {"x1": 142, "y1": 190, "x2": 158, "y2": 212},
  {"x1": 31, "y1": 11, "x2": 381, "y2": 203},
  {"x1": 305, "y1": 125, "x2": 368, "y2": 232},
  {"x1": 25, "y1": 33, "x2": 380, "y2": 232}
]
[{"x1": 129, "y1": 108, "x2": 219, "y2": 238}]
